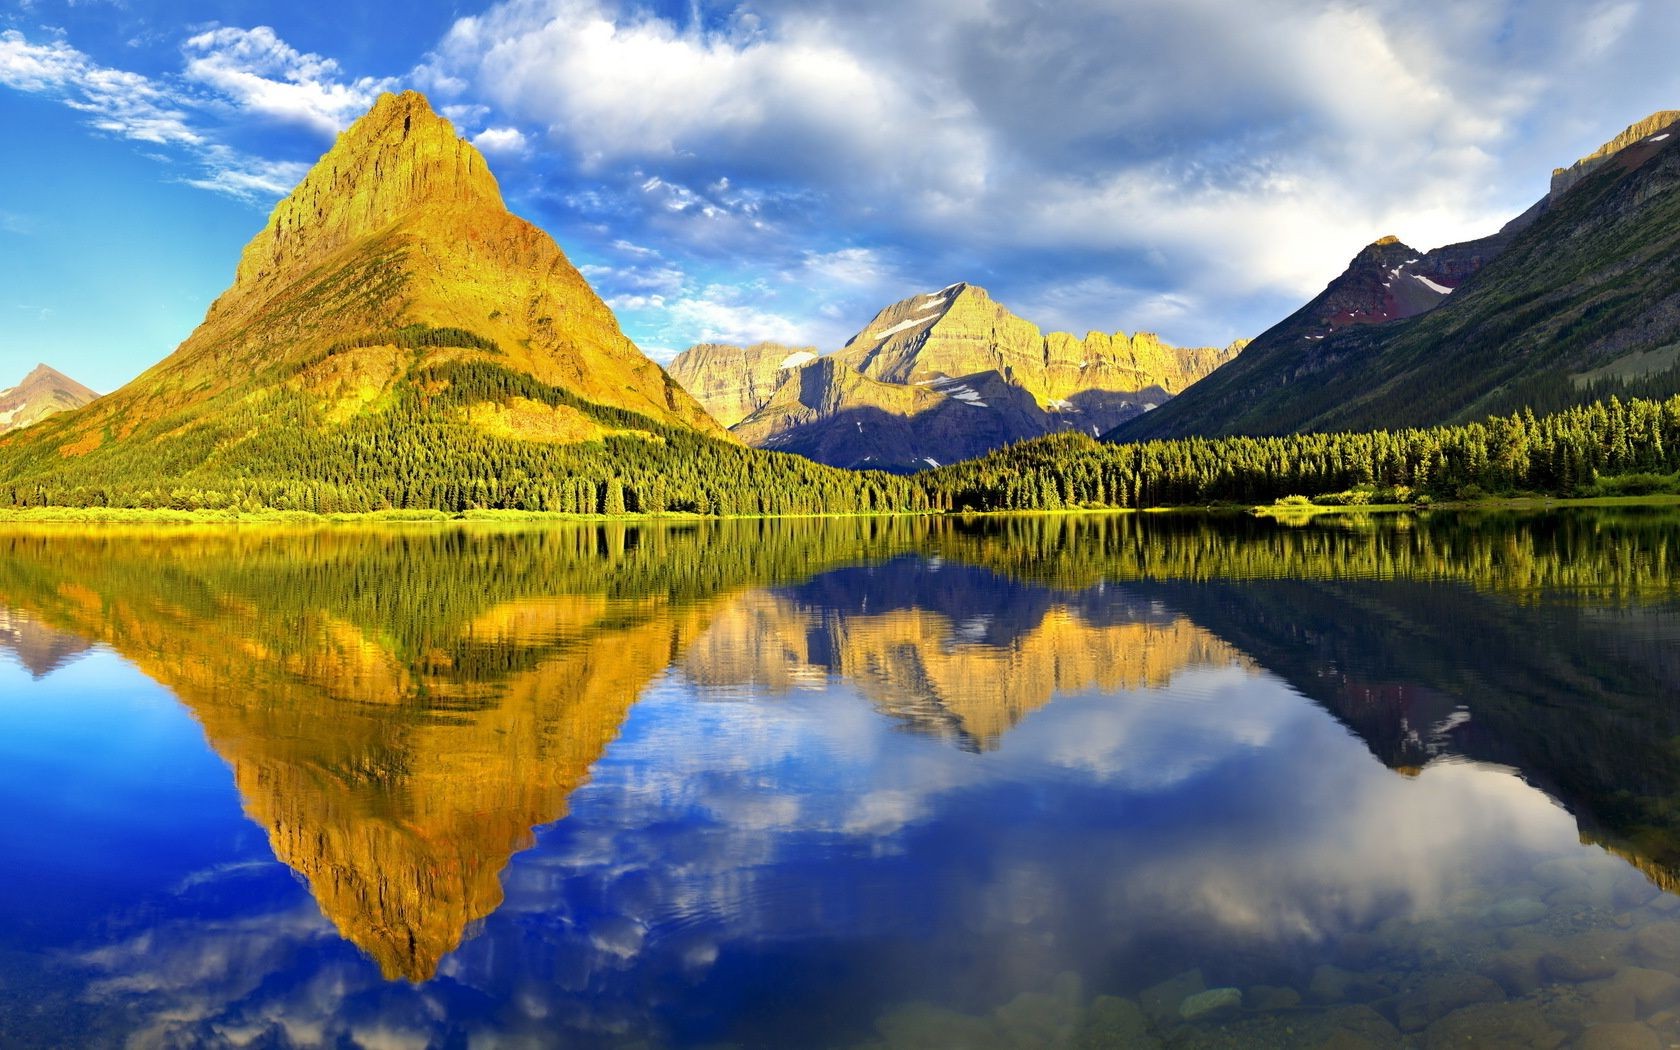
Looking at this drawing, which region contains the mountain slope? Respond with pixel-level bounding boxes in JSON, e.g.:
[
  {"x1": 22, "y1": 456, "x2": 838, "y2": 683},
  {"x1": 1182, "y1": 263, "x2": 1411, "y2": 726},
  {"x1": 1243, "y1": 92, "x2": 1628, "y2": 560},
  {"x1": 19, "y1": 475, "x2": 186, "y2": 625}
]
[
  {"x1": 666, "y1": 341, "x2": 817, "y2": 426},
  {"x1": 0, "y1": 92, "x2": 922, "y2": 516},
  {"x1": 0, "y1": 364, "x2": 98, "y2": 433},
  {"x1": 684, "y1": 283, "x2": 1240, "y2": 472},
  {"x1": 1117, "y1": 110, "x2": 1680, "y2": 441}
]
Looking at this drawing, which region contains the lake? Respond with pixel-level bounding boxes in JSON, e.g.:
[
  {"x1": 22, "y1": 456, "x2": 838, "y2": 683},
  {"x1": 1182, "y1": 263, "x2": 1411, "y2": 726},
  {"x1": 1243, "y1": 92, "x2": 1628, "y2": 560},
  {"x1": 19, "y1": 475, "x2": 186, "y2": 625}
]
[{"x1": 2, "y1": 510, "x2": 1679, "y2": 1048}]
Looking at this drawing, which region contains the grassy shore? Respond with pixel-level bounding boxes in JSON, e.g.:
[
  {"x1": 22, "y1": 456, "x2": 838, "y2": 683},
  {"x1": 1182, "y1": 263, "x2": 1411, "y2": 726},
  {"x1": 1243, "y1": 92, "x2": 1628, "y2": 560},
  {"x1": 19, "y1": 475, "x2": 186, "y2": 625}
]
[
  {"x1": 1254, "y1": 492, "x2": 1680, "y2": 519},
  {"x1": 0, "y1": 506, "x2": 930, "y2": 527}
]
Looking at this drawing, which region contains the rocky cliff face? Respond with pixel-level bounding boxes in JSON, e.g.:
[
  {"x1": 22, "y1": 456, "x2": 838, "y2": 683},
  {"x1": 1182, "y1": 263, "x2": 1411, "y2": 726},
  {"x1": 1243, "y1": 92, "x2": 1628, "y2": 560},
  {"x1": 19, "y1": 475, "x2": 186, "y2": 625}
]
[
  {"x1": 1551, "y1": 111, "x2": 1680, "y2": 200},
  {"x1": 0, "y1": 90, "x2": 723, "y2": 471},
  {"x1": 685, "y1": 283, "x2": 1240, "y2": 471},
  {"x1": 666, "y1": 342, "x2": 818, "y2": 426},
  {"x1": 0, "y1": 364, "x2": 97, "y2": 433}
]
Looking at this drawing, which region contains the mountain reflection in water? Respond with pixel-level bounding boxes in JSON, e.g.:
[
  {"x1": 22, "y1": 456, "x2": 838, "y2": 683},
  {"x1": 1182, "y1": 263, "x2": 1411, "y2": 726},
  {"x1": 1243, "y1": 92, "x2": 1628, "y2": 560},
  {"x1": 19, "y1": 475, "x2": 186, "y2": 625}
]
[{"x1": 0, "y1": 509, "x2": 1677, "y2": 1048}]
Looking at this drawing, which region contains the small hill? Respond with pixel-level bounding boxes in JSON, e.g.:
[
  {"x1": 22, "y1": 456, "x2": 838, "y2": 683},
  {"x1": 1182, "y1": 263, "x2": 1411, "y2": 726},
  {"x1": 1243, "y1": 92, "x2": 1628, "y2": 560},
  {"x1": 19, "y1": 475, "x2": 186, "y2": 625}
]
[
  {"x1": 674, "y1": 283, "x2": 1241, "y2": 472},
  {"x1": 1117, "y1": 110, "x2": 1680, "y2": 441},
  {"x1": 0, "y1": 364, "x2": 98, "y2": 433}
]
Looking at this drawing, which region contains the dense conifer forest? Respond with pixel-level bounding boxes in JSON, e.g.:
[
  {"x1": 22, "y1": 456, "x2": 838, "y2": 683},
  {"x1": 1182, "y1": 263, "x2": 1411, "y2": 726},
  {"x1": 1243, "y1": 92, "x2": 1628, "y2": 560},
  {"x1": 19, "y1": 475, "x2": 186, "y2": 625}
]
[
  {"x1": 3, "y1": 344, "x2": 1678, "y2": 518},
  {"x1": 923, "y1": 394, "x2": 1680, "y2": 511}
]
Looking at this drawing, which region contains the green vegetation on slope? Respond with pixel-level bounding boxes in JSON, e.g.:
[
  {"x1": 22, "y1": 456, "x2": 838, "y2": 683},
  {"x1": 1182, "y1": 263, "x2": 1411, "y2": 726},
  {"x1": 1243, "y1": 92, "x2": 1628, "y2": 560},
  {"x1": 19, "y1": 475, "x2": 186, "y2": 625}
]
[
  {"x1": 0, "y1": 355, "x2": 927, "y2": 516},
  {"x1": 1120, "y1": 129, "x2": 1680, "y2": 440},
  {"x1": 924, "y1": 395, "x2": 1680, "y2": 511}
]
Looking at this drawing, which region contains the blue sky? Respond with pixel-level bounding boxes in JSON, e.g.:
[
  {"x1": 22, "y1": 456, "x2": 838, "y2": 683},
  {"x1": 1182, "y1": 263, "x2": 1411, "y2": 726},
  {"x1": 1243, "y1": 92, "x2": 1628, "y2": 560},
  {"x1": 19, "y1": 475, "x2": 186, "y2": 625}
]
[{"x1": 3, "y1": 0, "x2": 1680, "y2": 393}]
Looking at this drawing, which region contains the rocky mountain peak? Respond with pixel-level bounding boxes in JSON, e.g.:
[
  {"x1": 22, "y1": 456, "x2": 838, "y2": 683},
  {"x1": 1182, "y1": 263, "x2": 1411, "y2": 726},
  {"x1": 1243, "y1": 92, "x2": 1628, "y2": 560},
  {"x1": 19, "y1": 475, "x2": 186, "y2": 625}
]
[
  {"x1": 0, "y1": 362, "x2": 98, "y2": 434},
  {"x1": 232, "y1": 90, "x2": 504, "y2": 290},
  {"x1": 1550, "y1": 109, "x2": 1680, "y2": 200}
]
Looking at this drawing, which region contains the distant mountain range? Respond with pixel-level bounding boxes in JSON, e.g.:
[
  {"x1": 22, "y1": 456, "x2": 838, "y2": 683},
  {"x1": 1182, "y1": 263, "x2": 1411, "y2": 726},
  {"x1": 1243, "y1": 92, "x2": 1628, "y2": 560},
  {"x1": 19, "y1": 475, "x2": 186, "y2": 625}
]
[
  {"x1": 670, "y1": 284, "x2": 1242, "y2": 472},
  {"x1": 1117, "y1": 110, "x2": 1680, "y2": 441},
  {"x1": 0, "y1": 364, "x2": 97, "y2": 434}
]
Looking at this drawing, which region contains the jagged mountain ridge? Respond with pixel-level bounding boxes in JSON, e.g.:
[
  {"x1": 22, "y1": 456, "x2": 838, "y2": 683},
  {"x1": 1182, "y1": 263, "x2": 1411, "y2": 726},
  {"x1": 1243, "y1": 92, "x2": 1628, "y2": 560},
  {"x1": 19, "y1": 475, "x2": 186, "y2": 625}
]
[
  {"x1": 0, "y1": 364, "x2": 98, "y2": 434},
  {"x1": 1117, "y1": 109, "x2": 1680, "y2": 441},
  {"x1": 674, "y1": 283, "x2": 1242, "y2": 472}
]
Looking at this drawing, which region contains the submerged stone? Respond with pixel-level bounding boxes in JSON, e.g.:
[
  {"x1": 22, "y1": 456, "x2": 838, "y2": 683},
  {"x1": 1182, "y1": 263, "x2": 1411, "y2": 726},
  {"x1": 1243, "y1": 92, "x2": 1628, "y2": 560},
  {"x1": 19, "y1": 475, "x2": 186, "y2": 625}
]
[
  {"x1": 1540, "y1": 930, "x2": 1628, "y2": 982},
  {"x1": 1424, "y1": 1000, "x2": 1565, "y2": 1049},
  {"x1": 1487, "y1": 898, "x2": 1548, "y2": 927},
  {"x1": 1246, "y1": 984, "x2": 1302, "y2": 1012},
  {"x1": 1394, "y1": 972, "x2": 1505, "y2": 1031},
  {"x1": 1178, "y1": 987, "x2": 1241, "y2": 1022},
  {"x1": 1140, "y1": 969, "x2": 1204, "y2": 1026},
  {"x1": 1575, "y1": 1021, "x2": 1662, "y2": 1050},
  {"x1": 1073, "y1": 996, "x2": 1158, "y2": 1049}
]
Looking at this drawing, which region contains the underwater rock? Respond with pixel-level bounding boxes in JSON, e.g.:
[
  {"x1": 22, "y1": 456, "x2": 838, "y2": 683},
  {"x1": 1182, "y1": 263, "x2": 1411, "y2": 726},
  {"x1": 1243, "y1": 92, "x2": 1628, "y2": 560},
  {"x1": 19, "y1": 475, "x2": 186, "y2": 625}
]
[
  {"x1": 1424, "y1": 1000, "x2": 1565, "y2": 1049},
  {"x1": 1178, "y1": 987, "x2": 1241, "y2": 1023},
  {"x1": 1394, "y1": 972, "x2": 1505, "y2": 1031}
]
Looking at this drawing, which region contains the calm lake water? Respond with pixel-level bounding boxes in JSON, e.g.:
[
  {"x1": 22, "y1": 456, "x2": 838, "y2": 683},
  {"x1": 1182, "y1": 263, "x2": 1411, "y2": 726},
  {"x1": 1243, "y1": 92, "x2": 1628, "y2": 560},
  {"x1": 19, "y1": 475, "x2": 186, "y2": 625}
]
[{"x1": 2, "y1": 511, "x2": 1680, "y2": 1048}]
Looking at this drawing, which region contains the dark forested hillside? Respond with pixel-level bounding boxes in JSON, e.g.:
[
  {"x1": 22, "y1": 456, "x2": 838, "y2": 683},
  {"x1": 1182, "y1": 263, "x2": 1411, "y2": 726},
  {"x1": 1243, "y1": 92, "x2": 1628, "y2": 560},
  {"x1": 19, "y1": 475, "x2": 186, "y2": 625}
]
[
  {"x1": 925, "y1": 395, "x2": 1680, "y2": 511},
  {"x1": 1117, "y1": 113, "x2": 1680, "y2": 441}
]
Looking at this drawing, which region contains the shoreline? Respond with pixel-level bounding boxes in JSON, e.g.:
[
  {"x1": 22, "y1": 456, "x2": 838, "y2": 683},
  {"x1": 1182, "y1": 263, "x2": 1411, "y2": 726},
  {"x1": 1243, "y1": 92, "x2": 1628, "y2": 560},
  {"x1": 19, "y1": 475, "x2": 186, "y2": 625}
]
[{"x1": 0, "y1": 492, "x2": 1678, "y2": 527}]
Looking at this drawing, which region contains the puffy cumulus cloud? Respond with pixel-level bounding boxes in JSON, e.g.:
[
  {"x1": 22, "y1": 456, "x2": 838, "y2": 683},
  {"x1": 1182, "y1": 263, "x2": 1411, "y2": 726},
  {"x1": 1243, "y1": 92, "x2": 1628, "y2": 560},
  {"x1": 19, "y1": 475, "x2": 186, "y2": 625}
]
[
  {"x1": 423, "y1": 0, "x2": 1680, "y2": 349},
  {"x1": 424, "y1": 0, "x2": 989, "y2": 195},
  {"x1": 470, "y1": 124, "x2": 528, "y2": 155},
  {"x1": 181, "y1": 25, "x2": 399, "y2": 136}
]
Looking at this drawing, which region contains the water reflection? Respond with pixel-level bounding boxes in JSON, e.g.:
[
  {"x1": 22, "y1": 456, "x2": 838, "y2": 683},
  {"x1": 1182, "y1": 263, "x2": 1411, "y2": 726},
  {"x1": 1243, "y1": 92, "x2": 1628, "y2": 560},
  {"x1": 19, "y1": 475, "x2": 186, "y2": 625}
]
[
  {"x1": 0, "y1": 604, "x2": 91, "y2": 678},
  {"x1": 0, "y1": 510, "x2": 1677, "y2": 1047}
]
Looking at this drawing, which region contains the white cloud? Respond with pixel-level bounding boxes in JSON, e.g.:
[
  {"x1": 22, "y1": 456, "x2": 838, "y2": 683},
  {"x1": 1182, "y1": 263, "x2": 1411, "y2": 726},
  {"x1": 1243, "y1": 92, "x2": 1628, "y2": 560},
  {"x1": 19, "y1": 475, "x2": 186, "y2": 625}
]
[
  {"x1": 181, "y1": 26, "x2": 397, "y2": 137},
  {"x1": 420, "y1": 0, "x2": 1680, "y2": 347},
  {"x1": 0, "y1": 24, "x2": 414, "y2": 205},
  {"x1": 0, "y1": 28, "x2": 199, "y2": 145},
  {"x1": 470, "y1": 125, "x2": 528, "y2": 155}
]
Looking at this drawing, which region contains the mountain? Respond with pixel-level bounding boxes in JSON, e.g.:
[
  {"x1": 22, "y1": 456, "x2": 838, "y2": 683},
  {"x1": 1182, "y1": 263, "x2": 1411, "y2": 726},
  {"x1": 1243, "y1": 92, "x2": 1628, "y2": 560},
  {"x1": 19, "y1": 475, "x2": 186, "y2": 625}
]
[
  {"x1": 673, "y1": 283, "x2": 1241, "y2": 472},
  {"x1": 1116, "y1": 110, "x2": 1680, "y2": 441},
  {"x1": 0, "y1": 364, "x2": 98, "y2": 433},
  {"x1": 666, "y1": 341, "x2": 818, "y2": 426},
  {"x1": 0, "y1": 92, "x2": 921, "y2": 516}
]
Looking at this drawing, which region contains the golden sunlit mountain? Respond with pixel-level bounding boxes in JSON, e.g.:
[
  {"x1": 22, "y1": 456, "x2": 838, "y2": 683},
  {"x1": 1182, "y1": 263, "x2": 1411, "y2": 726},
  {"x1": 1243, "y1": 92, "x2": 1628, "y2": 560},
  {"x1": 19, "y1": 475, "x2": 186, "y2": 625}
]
[
  {"x1": 0, "y1": 93, "x2": 944, "y2": 518},
  {"x1": 24, "y1": 92, "x2": 720, "y2": 452},
  {"x1": 673, "y1": 284, "x2": 1243, "y2": 473}
]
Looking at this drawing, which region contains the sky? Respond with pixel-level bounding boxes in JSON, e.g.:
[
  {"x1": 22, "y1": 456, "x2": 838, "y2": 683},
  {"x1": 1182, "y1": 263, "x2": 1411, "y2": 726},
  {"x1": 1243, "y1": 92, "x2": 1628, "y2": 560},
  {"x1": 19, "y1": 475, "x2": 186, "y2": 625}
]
[{"x1": 2, "y1": 0, "x2": 1680, "y2": 393}]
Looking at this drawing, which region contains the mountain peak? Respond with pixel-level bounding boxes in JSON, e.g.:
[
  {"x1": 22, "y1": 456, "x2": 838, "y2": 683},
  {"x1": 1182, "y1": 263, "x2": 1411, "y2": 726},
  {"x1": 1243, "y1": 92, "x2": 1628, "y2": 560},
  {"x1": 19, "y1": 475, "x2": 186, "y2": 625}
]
[
  {"x1": 0, "y1": 362, "x2": 98, "y2": 433},
  {"x1": 1550, "y1": 109, "x2": 1680, "y2": 200},
  {"x1": 231, "y1": 89, "x2": 503, "y2": 291}
]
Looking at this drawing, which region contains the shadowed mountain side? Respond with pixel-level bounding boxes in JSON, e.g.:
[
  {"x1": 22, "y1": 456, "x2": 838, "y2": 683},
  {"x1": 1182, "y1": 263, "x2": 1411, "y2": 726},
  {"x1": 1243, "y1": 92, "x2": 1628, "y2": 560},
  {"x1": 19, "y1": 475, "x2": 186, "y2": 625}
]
[
  {"x1": 738, "y1": 366, "x2": 1052, "y2": 472},
  {"x1": 685, "y1": 284, "x2": 1240, "y2": 471},
  {"x1": 1117, "y1": 111, "x2": 1680, "y2": 440},
  {"x1": 0, "y1": 519, "x2": 926, "y2": 980},
  {"x1": 680, "y1": 559, "x2": 1248, "y2": 750}
]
